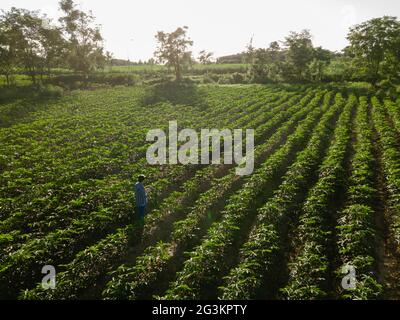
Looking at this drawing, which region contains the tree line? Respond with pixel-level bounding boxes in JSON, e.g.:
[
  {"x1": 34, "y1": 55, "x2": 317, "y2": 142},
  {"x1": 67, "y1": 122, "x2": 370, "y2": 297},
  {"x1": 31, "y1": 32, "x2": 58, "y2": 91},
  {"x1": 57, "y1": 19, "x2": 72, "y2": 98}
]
[
  {"x1": 244, "y1": 17, "x2": 400, "y2": 87},
  {"x1": 0, "y1": 0, "x2": 109, "y2": 85},
  {"x1": 0, "y1": 0, "x2": 399, "y2": 87},
  {"x1": 149, "y1": 16, "x2": 400, "y2": 88}
]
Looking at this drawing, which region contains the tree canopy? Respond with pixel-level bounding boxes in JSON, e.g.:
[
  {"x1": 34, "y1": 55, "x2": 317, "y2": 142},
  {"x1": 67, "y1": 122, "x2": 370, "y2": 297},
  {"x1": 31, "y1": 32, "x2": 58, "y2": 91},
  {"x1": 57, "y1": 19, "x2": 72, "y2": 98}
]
[
  {"x1": 154, "y1": 26, "x2": 193, "y2": 81},
  {"x1": 346, "y1": 16, "x2": 400, "y2": 84},
  {"x1": 59, "y1": 0, "x2": 107, "y2": 79},
  {"x1": 0, "y1": 0, "x2": 107, "y2": 85}
]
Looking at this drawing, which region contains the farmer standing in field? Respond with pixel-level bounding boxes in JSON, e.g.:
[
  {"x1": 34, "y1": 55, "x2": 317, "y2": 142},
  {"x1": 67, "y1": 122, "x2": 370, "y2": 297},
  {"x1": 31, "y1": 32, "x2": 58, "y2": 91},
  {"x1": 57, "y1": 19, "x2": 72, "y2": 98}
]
[{"x1": 134, "y1": 174, "x2": 147, "y2": 221}]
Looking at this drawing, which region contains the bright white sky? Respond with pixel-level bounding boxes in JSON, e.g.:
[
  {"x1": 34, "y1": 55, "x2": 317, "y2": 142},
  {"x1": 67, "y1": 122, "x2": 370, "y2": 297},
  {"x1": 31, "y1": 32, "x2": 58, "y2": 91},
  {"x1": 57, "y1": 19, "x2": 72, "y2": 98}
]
[{"x1": 1, "y1": 0, "x2": 400, "y2": 61}]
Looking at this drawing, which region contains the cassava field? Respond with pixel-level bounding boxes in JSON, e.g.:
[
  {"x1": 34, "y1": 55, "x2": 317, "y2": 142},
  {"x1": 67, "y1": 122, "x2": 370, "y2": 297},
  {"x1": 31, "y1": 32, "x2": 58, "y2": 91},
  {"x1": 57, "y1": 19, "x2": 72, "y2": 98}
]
[{"x1": 1, "y1": 83, "x2": 400, "y2": 300}]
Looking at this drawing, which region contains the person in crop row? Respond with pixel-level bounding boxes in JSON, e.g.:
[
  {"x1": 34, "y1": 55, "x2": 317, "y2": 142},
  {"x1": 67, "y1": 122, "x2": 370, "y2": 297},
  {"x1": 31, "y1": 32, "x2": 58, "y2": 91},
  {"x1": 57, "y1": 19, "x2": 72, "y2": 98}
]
[{"x1": 134, "y1": 174, "x2": 148, "y2": 221}]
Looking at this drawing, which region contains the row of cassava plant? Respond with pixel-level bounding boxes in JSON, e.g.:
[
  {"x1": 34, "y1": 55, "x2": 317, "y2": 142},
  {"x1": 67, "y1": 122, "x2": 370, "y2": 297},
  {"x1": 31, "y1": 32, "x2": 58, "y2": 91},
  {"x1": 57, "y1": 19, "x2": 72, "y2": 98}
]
[
  {"x1": 371, "y1": 97, "x2": 400, "y2": 247},
  {"x1": 333, "y1": 96, "x2": 383, "y2": 300},
  {"x1": 159, "y1": 91, "x2": 335, "y2": 300},
  {"x1": 219, "y1": 92, "x2": 347, "y2": 300},
  {"x1": 281, "y1": 94, "x2": 357, "y2": 299},
  {"x1": 98, "y1": 90, "x2": 324, "y2": 300}
]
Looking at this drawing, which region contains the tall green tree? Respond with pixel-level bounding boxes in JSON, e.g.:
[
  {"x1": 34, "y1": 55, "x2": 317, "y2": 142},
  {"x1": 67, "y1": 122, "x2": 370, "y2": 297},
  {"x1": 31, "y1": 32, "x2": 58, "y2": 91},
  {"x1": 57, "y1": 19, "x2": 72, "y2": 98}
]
[
  {"x1": 38, "y1": 18, "x2": 65, "y2": 78},
  {"x1": 0, "y1": 44, "x2": 15, "y2": 85},
  {"x1": 308, "y1": 47, "x2": 333, "y2": 82},
  {"x1": 0, "y1": 14, "x2": 17, "y2": 85},
  {"x1": 154, "y1": 26, "x2": 193, "y2": 81},
  {"x1": 347, "y1": 16, "x2": 400, "y2": 84},
  {"x1": 59, "y1": 0, "x2": 106, "y2": 81},
  {"x1": 0, "y1": 8, "x2": 65, "y2": 84},
  {"x1": 247, "y1": 47, "x2": 268, "y2": 83},
  {"x1": 265, "y1": 41, "x2": 285, "y2": 82},
  {"x1": 283, "y1": 29, "x2": 314, "y2": 82},
  {"x1": 246, "y1": 41, "x2": 284, "y2": 83},
  {"x1": 0, "y1": 8, "x2": 44, "y2": 84}
]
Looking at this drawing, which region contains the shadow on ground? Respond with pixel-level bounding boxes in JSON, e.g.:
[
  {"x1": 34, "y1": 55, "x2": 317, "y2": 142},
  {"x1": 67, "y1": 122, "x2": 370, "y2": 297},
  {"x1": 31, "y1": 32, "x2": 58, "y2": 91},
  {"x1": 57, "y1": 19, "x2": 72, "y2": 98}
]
[
  {"x1": 139, "y1": 79, "x2": 210, "y2": 110},
  {"x1": 0, "y1": 85, "x2": 64, "y2": 128}
]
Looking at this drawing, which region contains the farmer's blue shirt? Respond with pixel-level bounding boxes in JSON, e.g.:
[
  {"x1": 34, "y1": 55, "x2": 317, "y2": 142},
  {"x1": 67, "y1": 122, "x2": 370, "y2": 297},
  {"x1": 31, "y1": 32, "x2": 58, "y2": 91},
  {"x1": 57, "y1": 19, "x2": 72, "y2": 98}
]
[{"x1": 135, "y1": 182, "x2": 147, "y2": 207}]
